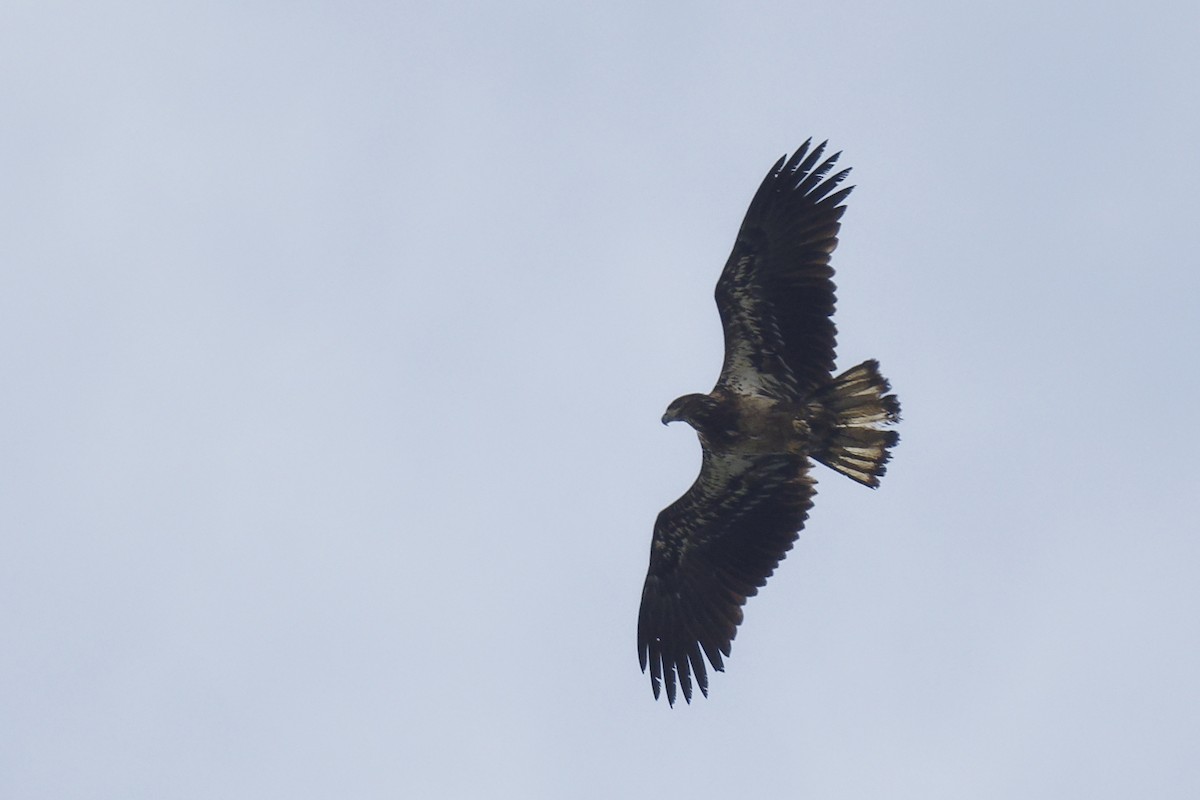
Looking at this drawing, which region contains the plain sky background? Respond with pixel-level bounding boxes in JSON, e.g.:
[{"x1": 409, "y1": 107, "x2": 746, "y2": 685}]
[{"x1": 4, "y1": 1, "x2": 1199, "y2": 797}]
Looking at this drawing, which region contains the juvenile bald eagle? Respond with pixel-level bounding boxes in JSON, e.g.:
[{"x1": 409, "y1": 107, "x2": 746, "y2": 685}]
[{"x1": 638, "y1": 140, "x2": 901, "y2": 705}]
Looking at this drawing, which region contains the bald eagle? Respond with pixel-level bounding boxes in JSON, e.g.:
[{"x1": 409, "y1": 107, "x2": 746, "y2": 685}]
[{"x1": 638, "y1": 140, "x2": 901, "y2": 705}]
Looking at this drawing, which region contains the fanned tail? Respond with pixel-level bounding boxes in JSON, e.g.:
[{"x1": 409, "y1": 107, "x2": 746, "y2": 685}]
[{"x1": 812, "y1": 359, "x2": 900, "y2": 488}]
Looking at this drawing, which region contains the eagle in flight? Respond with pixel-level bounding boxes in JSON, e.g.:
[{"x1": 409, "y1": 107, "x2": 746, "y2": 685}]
[{"x1": 638, "y1": 140, "x2": 901, "y2": 705}]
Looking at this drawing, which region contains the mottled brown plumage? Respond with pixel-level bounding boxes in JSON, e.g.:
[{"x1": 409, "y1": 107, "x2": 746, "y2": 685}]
[{"x1": 638, "y1": 141, "x2": 901, "y2": 705}]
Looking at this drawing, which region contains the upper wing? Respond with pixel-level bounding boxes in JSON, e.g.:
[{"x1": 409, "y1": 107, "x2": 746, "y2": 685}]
[
  {"x1": 715, "y1": 140, "x2": 852, "y2": 398},
  {"x1": 637, "y1": 450, "x2": 815, "y2": 705}
]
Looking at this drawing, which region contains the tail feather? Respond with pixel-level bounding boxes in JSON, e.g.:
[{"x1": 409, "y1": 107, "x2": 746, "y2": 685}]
[{"x1": 812, "y1": 359, "x2": 900, "y2": 488}]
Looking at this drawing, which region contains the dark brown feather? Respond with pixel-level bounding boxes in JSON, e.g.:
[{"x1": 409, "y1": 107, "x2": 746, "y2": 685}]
[
  {"x1": 637, "y1": 452, "x2": 814, "y2": 705},
  {"x1": 715, "y1": 140, "x2": 852, "y2": 397}
]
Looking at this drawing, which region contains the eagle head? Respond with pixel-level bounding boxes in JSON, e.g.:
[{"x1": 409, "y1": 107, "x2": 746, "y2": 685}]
[{"x1": 662, "y1": 393, "x2": 722, "y2": 428}]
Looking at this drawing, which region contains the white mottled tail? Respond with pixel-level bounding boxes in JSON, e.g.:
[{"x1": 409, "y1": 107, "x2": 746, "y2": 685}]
[{"x1": 812, "y1": 359, "x2": 901, "y2": 488}]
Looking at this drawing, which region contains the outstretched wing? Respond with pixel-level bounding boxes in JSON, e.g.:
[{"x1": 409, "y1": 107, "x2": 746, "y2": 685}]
[
  {"x1": 637, "y1": 451, "x2": 815, "y2": 705},
  {"x1": 715, "y1": 140, "x2": 852, "y2": 398}
]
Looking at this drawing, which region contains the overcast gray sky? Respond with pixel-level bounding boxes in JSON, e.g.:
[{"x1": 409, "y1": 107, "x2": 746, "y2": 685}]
[{"x1": 4, "y1": 1, "x2": 1199, "y2": 797}]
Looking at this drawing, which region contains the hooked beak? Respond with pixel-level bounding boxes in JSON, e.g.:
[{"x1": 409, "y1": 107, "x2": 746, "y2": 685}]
[{"x1": 661, "y1": 413, "x2": 672, "y2": 426}]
